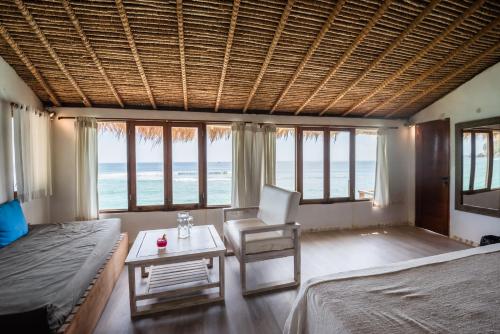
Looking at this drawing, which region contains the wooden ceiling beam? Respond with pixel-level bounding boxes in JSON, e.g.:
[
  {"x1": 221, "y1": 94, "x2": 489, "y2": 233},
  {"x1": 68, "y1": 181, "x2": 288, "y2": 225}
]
[
  {"x1": 242, "y1": 0, "x2": 294, "y2": 113},
  {"x1": 385, "y1": 42, "x2": 500, "y2": 118},
  {"x1": 269, "y1": 0, "x2": 346, "y2": 114},
  {"x1": 0, "y1": 24, "x2": 60, "y2": 106},
  {"x1": 215, "y1": 0, "x2": 240, "y2": 112},
  {"x1": 342, "y1": 0, "x2": 485, "y2": 117},
  {"x1": 369, "y1": 17, "x2": 500, "y2": 118},
  {"x1": 14, "y1": 0, "x2": 91, "y2": 107},
  {"x1": 367, "y1": 15, "x2": 499, "y2": 118},
  {"x1": 294, "y1": 0, "x2": 393, "y2": 116},
  {"x1": 176, "y1": 0, "x2": 188, "y2": 111},
  {"x1": 319, "y1": 0, "x2": 440, "y2": 116},
  {"x1": 115, "y1": 0, "x2": 157, "y2": 109},
  {"x1": 62, "y1": 0, "x2": 124, "y2": 108}
]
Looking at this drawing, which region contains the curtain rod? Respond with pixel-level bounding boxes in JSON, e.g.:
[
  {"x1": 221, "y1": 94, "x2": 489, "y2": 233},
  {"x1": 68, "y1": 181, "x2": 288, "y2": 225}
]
[{"x1": 57, "y1": 116, "x2": 399, "y2": 130}]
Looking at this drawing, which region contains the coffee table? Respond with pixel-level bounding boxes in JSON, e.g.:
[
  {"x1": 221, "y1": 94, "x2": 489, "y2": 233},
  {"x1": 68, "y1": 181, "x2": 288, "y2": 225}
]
[{"x1": 125, "y1": 225, "x2": 225, "y2": 317}]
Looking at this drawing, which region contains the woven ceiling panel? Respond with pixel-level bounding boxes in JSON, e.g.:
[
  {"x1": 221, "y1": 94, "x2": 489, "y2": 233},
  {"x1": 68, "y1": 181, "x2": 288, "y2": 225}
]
[{"x1": 0, "y1": 0, "x2": 499, "y2": 118}]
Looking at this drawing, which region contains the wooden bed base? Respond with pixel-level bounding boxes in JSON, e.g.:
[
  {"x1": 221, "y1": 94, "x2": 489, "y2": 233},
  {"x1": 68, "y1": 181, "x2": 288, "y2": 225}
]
[{"x1": 57, "y1": 233, "x2": 128, "y2": 334}]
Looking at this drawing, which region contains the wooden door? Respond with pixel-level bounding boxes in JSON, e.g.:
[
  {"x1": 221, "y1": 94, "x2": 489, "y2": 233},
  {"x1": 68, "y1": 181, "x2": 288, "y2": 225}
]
[{"x1": 415, "y1": 119, "x2": 450, "y2": 236}]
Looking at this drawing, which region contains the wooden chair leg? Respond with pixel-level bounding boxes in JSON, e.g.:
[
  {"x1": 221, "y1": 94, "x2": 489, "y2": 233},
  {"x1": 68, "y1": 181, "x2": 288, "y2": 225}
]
[{"x1": 293, "y1": 230, "x2": 301, "y2": 285}]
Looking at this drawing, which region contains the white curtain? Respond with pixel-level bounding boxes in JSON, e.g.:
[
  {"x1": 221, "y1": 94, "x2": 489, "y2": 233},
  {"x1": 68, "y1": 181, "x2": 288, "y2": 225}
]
[
  {"x1": 373, "y1": 129, "x2": 389, "y2": 208},
  {"x1": 0, "y1": 100, "x2": 14, "y2": 203},
  {"x1": 263, "y1": 124, "x2": 276, "y2": 186},
  {"x1": 12, "y1": 104, "x2": 52, "y2": 202},
  {"x1": 231, "y1": 123, "x2": 276, "y2": 208},
  {"x1": 75, "y1": 117, "x2": 99, "y2": 220}
]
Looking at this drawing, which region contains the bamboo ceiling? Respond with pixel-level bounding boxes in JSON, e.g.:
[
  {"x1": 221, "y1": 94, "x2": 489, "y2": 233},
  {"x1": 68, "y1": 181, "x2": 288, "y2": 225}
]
[{"x1": 0, "y1": 0, "x2": 499, "y2": 119}]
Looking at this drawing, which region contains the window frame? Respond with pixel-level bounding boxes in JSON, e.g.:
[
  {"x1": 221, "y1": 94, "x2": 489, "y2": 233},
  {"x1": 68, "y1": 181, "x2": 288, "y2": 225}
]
[
  {"x1": 98, "y1": 121, "x2": 376, "y2": 213},
  {"x1": 462, "y1": 129, "x2": 496, "y2": 195},
  {"x1": 297, "y1": 126, "x2": 368, "y2": 205}
]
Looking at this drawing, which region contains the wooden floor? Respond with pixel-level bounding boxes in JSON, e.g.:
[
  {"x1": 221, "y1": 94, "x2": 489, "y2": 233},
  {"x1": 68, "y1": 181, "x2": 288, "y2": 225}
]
[{"x1": 94, "y1": 226, "x2": 468, "y2": 334}]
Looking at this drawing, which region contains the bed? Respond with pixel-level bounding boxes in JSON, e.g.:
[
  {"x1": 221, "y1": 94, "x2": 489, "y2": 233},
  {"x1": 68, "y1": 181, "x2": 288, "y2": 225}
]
[
  {"x1": 0, "y1": 218, "x2": 127, "y2": 334},
  {"x1": 284, "y1": 243, "x2": 500, "y2": 334}
]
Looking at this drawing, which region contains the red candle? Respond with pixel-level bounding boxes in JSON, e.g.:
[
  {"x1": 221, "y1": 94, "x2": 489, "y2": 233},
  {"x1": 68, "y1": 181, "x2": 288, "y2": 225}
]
[{"x1": 157, "y1": 234, "x2": 167, "y2": 248}]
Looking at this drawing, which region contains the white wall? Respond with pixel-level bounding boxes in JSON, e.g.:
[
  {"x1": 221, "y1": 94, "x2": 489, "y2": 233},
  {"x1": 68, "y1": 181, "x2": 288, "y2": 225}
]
[
  {"x1": 51, "y1": 107, "x2": 411, "y2": 241},
  {"x1": 411, "y1": 61, "x2": 500, "y2": 245},
  {"x1": 0, "y1": 56, "x2": 50, "y2": 224}
]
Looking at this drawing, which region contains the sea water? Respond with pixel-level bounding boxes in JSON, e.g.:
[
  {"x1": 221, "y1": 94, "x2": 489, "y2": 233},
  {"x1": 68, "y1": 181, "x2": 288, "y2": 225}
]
[{"x1": 98, "y1": 161, "x2": 378, "y2": 210}]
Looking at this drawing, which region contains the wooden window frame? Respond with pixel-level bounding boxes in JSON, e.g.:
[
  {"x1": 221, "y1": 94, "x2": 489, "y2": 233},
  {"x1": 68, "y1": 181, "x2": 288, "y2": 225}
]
[
  {"x1": 297, "y1": 126, "x2": 370, "y2": 205},
  {"x1": 99, "y1": 121, "x2": 377, "y2": 213},
  {"x1": 462, "y1": 130, "x2": 496, "y2": 195}
]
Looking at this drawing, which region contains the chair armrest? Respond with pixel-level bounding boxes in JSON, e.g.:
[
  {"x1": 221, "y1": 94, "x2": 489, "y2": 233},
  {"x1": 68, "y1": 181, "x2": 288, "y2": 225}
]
[
  {"x1": 223, "y1": 206, "x2": 259, "y2": 222},
  {"x1": 240, "y1": 222, "x2": 300, "y2": 236}
]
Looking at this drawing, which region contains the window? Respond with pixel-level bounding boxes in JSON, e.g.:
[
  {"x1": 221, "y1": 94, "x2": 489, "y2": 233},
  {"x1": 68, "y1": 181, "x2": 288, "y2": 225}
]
[
  {"x1": 493, "y1": 131, "x2": 500, "y2": 189},
  {"x1": 276, "y1": 127, "x2": 295, "y2": 191},
  {"x1": 172, "y1": 126, "x2": 200, "y2": 205},
  {"x1": 463, "y1": 130, "x2": 500, "y2": 192},
  {"x1": 97, "y1": 122, "x2": 128, "y2": 210},
  {"x1": 206, "y1": 125, "x2": 232, "y2": 206},
  {"x1": 330, "y1": 130, "x2": 350, "y2": 198},
  {"x1": 462, "y1": 132, "x2": 471, "y2": 191},
  {"x1": 301, "y1": 130, "x2": 324, "y2": 200},
  {"x1": 473, "y1": 132, "x2": 489, "y2": 190},
  {"x1": 134, "y1": 124, "x2": 165, "y2": 207},
  {"x1": 355, "y1": 130, "x2": 377, "y2": 200},
  {"x1": 96, "y1": 120, "x2": 384, "y2": 212}
]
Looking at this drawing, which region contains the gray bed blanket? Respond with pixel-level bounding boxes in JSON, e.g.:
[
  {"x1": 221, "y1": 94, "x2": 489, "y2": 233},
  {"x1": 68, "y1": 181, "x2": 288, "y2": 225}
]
[
  {"x1": 284, "y1": 243, "x2": 500, "y2": 334},
  {"x1": 0, "y1": 218, "x2": 121, "y2": 333}
]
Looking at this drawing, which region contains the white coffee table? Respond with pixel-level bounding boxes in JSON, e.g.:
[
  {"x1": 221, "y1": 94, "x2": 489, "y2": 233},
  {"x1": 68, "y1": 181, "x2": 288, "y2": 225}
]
[{"x1": 125, "y1": 225, "x2": 225, "y2": 317}]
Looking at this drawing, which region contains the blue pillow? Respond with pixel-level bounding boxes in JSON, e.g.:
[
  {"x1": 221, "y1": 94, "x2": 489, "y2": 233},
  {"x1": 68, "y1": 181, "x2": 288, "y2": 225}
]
[{"x1": 0, "y1": 199, "x2": 28, "y2": 248}]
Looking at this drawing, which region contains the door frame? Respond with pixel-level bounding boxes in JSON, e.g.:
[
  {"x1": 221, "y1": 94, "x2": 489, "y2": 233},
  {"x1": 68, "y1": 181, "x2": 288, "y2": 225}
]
[{"x1": 415, "y1": 118, "x2": 450, "y2": 236}]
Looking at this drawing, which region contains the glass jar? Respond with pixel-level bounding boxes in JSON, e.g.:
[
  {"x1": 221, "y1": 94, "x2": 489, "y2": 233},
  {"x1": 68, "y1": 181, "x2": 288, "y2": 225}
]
[{"x1": 177, "y1": 211, "x2": 193, "y2": 239}]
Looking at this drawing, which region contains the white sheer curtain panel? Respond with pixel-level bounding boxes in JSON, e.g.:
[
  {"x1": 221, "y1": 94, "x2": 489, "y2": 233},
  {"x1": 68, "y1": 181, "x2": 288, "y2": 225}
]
[
  {"x1": 0, "y1": 101, "x2": 14, "y2": 203},
  {"x1": 75, "y1": 117, "x2": 99, "y2": 220},
  {"x1": 231, "y1": 123, "x2": 268, "y2": 208},
  {"x1": 373, "y1": 129, "x2": 389, "y2": 208},
  {"x1": 12, "y1": 104, "x2": 52, "y2": 202},
  {"x1": 263, "y1": 124, "x2": 276, "y2": 185}
]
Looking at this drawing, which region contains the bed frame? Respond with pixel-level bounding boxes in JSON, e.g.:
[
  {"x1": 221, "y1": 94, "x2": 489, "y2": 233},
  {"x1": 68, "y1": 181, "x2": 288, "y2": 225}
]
[{"x1": 57, "y1": 233, "x2": 128, "y2": 334}]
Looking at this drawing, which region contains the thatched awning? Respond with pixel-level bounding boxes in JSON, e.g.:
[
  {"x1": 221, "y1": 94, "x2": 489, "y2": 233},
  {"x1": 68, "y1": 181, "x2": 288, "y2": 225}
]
[{"x1": 99, "y1": 123, "x2": 376, "y2": 143}]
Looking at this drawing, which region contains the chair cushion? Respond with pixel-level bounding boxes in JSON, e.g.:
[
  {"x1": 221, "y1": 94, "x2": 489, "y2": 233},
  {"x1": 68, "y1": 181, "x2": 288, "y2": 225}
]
[
  {"x1": 257, "y1": 185, "x2": 301, "y2": 225},
  {"x1": 224, "y1": 218, "x2": 294, "y2": 255}
]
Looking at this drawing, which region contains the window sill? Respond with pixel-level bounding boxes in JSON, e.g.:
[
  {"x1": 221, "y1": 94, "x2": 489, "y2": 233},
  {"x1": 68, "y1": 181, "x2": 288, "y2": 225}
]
[{"x1": 99, "y1": 204, "x2": 230, "y2": 214}]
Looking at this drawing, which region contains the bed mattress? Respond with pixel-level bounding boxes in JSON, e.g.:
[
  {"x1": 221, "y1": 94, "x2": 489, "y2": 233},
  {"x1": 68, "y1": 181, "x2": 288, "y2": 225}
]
[
  {"x1": 284, "y1": 243, "x2": 500, "y2": 334},
  {"x1": 0, "y1": 218, "x2": 121, "y2": 333}
]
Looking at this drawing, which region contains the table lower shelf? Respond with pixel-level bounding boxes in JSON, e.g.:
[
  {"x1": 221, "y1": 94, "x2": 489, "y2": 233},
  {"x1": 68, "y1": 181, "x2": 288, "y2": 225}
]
[{"x1": 130, "y1": 258, "x2": 224, "y2": 317}]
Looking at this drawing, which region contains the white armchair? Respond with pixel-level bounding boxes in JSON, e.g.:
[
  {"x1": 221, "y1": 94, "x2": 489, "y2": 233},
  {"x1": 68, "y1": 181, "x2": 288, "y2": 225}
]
[{"x1": 223, "y1": 185, "x2": 301, "y2": 295}]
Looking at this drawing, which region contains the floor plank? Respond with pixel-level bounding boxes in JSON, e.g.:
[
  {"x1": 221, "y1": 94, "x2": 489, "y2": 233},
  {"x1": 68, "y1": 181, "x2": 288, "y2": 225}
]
[{"x1": 94, "y1": 226, "x2": 469, "y2": 334}]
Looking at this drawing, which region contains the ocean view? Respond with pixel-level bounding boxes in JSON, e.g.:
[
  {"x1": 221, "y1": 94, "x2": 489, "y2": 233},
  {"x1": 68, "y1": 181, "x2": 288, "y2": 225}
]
[{"x1": 98, "y1": 161, "x2": 377, "y2": 210}]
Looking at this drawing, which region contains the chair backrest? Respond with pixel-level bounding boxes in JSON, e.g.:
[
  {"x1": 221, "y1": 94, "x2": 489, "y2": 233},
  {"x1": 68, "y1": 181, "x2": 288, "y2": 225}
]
[{"x1": 257, "y1": 185, "x2": 301, "y2": 225}]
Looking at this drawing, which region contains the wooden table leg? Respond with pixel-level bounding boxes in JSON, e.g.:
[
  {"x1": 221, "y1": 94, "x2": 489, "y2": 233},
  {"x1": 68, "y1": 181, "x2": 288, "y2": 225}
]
[
  {"x1": 141, "y1": 265, "x2": 149, "y2": 278},
  {"x1": 128, "y1": 264, "x2": 137, "y2": 317},
  {"x1": 219, "y1": 255, "x2": 225, "y2": 299}
]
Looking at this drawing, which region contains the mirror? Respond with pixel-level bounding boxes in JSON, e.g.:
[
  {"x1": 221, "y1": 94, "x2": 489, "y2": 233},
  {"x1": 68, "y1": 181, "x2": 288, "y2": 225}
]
[{"x1": 455, "y1": 116, "x2": 500, "y2": 217}]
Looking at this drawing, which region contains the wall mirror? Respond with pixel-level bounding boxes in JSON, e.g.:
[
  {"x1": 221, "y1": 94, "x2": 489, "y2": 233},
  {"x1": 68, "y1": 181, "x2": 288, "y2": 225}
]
[{"x1": 455, "y1": 116, "x2": 500, "y2": 218}]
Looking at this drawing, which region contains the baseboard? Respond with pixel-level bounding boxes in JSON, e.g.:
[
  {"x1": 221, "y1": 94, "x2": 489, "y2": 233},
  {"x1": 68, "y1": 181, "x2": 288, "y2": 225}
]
[
  {"x1": 302, "y1": 221, "x2": 409, "y2": 233},
  {"x1": 450, "y1": 235, "x2": 478, "y2": 247}
]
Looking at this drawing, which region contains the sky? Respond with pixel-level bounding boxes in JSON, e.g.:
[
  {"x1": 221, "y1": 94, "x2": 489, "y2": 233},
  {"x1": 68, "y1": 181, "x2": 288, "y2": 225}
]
[{"x1": 98, "y1": 129, "x2": 377, "y2": 164}]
